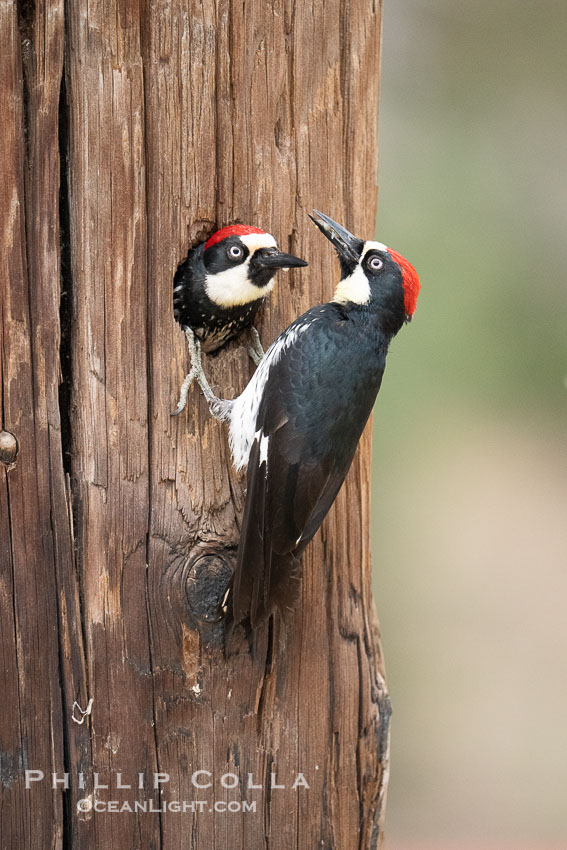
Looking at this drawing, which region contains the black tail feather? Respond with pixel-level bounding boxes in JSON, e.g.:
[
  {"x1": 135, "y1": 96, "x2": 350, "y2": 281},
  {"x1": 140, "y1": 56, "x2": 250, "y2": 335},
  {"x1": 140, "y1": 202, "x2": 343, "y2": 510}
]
[{"x1": 223, "y1": 550, "x2": 302, "y2": 654}]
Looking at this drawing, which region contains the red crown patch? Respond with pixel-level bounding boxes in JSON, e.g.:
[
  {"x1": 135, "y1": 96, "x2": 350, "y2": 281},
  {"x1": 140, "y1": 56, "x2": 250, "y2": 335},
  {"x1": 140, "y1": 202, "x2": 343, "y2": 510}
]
[
  {"x1": 204, "y1": 225, "x2": 266, "y2": 251},
  {"x1": 387, "y1": 247, "x2": 420, "y2": 317}
]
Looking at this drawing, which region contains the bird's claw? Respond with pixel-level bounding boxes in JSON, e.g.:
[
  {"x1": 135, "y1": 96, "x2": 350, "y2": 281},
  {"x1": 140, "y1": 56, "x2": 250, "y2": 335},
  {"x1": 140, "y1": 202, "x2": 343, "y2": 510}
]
[
  {"x1": 171, "y1": 368, "x2": 196, "y2": 416},
  {"x1": 248, "y1": 328, "x2": 265, "y2": 366},
  {"x1": 248, "y1": 347, "x2": 263, "y2": 366},
  {"x1": 173, "y1": 328, "x2": 231, "y2": 422}
]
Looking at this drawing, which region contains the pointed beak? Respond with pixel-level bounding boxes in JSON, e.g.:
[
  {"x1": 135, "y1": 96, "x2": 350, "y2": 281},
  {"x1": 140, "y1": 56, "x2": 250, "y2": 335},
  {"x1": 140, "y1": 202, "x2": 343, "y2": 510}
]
[
  {"x1": 252, "y1": 249, "x2": 308, "y2": 270},
  {"x1": 308, "y1": 210, "x2": 364, "y2": 264}
]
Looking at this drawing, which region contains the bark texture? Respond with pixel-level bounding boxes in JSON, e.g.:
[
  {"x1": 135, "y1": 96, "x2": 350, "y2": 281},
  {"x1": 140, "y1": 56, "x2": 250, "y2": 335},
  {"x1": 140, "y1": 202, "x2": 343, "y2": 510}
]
[{"x1": 0, "y1": 1, "x2": 390, "y2": 847}]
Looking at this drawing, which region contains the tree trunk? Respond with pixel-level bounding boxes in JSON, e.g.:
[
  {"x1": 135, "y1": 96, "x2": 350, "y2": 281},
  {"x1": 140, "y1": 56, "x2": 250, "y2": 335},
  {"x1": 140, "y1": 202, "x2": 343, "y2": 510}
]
[{"x1": 0, "y1": 1, "x2": 390, "y2": 847}]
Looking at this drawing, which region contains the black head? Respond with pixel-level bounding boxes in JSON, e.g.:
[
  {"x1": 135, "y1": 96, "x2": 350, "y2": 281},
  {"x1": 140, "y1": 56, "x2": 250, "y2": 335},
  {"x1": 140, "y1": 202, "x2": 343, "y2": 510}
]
[
  {"x1": 202, "y1": 225, "x2": 307, "y2": 307},
  {"x1": 309, "y1": 210, "x2": 420, "y2": 331}
]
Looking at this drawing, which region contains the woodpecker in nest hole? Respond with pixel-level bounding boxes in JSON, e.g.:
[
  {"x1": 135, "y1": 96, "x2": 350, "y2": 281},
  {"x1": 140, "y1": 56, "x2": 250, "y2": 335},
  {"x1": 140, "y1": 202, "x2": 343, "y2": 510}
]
[
  {"x1": 172, "y1": 224, "x2": 307, "y2": 416},
  {"x1": 201, "y1": 211, "x2": 420, "y2": 645}
]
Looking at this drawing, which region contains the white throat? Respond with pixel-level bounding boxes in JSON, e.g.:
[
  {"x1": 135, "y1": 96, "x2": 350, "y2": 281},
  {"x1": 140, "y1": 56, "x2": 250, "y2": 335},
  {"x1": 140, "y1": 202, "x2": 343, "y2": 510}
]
[
  {"x1": 332, "y1": 240, "x2": 388, "y2": 306},
  {"x1": 205, "y1": 268, "x2": 274, "y2": 307},
  {"x1": 204, "y1": 232, "x2": 277, "y2": 307}
]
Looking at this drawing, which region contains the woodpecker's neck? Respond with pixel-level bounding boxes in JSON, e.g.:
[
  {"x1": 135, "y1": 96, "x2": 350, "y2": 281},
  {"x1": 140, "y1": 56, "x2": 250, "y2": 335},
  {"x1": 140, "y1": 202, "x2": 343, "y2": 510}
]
[
  {"x1": 333, "y1": 288, "x2": 406, "y2": 338},
  {"x1": 204, "y1": 269, "x2": 274, "y2": 308},
  {"x1": 180, "y1": 244, "x2": 271, "y2": 309},
  {"x1": 331, "y1": 303, "x2": 399, "y2": 351},
  {"x1": 332, "y1": 265, "x2": 406, "y2": 337},
  {"x1": 332, "y1": 266, "x2": 371, "y2": 307}
]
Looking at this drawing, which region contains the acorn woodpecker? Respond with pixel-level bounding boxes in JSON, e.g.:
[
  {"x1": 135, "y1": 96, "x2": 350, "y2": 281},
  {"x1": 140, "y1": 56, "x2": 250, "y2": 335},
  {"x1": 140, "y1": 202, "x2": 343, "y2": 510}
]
[
  {"x1": 210, "y1": 211, "x2": 421, "y2": 641},
  {"x1": 172, "y1": 224, "x2": 307, "y2": 415}
]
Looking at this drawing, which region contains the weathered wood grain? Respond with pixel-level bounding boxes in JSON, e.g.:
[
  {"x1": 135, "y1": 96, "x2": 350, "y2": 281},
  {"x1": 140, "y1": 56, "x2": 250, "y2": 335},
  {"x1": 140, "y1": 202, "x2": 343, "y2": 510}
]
[
  {"x1": 65, "y1": 0, "x2": 161, "y2": 845},
  {"x1": 1, "y1": 1, "x2": 389, "y2": 847},
  {"x1": 0, "y1": 1, "x2": 66, "y2": 846}
]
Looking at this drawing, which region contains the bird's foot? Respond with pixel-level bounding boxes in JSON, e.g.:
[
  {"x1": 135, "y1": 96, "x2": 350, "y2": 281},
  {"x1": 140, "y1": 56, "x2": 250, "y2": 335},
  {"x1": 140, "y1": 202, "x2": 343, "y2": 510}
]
[
  {"x1": 248, "y1": 327, "x2": 265, "y2": 366},
  {"x1": 172, "y1": 329, "x2": 230, "y2": 421},
  {"x1": 171, "y1": 367, "x2": 197, "y2": 416}
]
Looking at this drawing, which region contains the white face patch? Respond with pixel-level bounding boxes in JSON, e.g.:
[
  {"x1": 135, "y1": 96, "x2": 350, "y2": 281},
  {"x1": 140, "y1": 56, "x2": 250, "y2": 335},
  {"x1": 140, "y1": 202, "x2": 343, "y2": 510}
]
[
  {"x1": 204, "y1": 232, "x2": 278, "y2": 308},
  {"x1": 240, "y1": 233, "x2": 278, "y2": 254},
  {"x1": 332, "y1": 240, "x2": 388, "y2": 306}
]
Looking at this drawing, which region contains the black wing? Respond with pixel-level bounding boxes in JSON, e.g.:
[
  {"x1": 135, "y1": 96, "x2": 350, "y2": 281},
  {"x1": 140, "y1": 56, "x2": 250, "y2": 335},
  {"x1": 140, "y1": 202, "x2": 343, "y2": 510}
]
[{"x1": 225, "y1": 305, "x2": 386, "y2": 636}]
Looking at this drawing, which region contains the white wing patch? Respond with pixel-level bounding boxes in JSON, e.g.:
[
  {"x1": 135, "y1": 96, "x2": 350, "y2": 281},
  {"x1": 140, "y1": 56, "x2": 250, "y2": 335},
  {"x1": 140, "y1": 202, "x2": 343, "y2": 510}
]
[
  {"x1": 256, "y1": 430, "x2": 269, "y2": 468},
  {"x1": 228, "y1": 319, "x2": 314, "y2": 470}
]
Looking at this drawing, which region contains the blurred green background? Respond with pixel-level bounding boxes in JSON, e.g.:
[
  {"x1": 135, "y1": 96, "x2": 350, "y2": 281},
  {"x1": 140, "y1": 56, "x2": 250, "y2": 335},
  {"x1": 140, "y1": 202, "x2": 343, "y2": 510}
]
[{"x1": 371, "y1": 1, "x2": 567, "y2": 847}]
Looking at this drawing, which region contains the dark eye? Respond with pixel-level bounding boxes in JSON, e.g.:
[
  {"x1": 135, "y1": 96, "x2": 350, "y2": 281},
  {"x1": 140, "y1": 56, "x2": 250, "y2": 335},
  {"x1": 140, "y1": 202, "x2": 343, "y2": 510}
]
[
  {"x1": 367, "y1": 255, "x2": 384, "y2": 272},
  {"x1": 228, "y1": 244, "x2": 244, "y2": 261}
]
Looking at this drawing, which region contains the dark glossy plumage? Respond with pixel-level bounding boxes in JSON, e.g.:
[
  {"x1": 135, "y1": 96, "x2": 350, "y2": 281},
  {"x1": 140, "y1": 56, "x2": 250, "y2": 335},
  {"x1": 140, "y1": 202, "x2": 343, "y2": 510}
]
[
  {"x1": 223, "y1": 211, "x2": 420, "y2": 644},
  {"x1": 225, "y1": 303, "x2": 390, "y2": 635},
  {"x1": 173, "y1": 232, "x2": 307, "y2": 354},
  {"x1": 173, "y1": 243, "x2": 264, "y2": 353}
]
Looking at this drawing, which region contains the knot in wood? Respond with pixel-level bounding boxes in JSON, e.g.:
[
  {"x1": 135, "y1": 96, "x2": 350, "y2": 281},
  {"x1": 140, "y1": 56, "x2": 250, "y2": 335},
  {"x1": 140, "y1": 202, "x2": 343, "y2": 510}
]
[
  {"x1": 184, "y1": 553, "x2": 232, "y2": 623},
  {"x1": 0, "y1": 430, "x2": 18, "y2": 466}
]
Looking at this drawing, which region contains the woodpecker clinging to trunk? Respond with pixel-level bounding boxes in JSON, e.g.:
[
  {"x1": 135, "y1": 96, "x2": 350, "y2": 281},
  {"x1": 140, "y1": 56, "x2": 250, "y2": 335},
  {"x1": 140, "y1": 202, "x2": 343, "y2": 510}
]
[
  {"x1": 172, "y1": 224, "x2": 307, "y2": 415},
  {"x1": 204, "y1": 211, "x2": 420, "y2": 644}
]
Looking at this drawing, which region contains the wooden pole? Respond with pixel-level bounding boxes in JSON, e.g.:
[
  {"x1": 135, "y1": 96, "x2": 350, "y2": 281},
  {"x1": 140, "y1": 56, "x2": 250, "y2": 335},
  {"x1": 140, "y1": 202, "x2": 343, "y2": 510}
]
[{"x1": 0, "y1": 1, "x2": 390, "y2": 847}]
